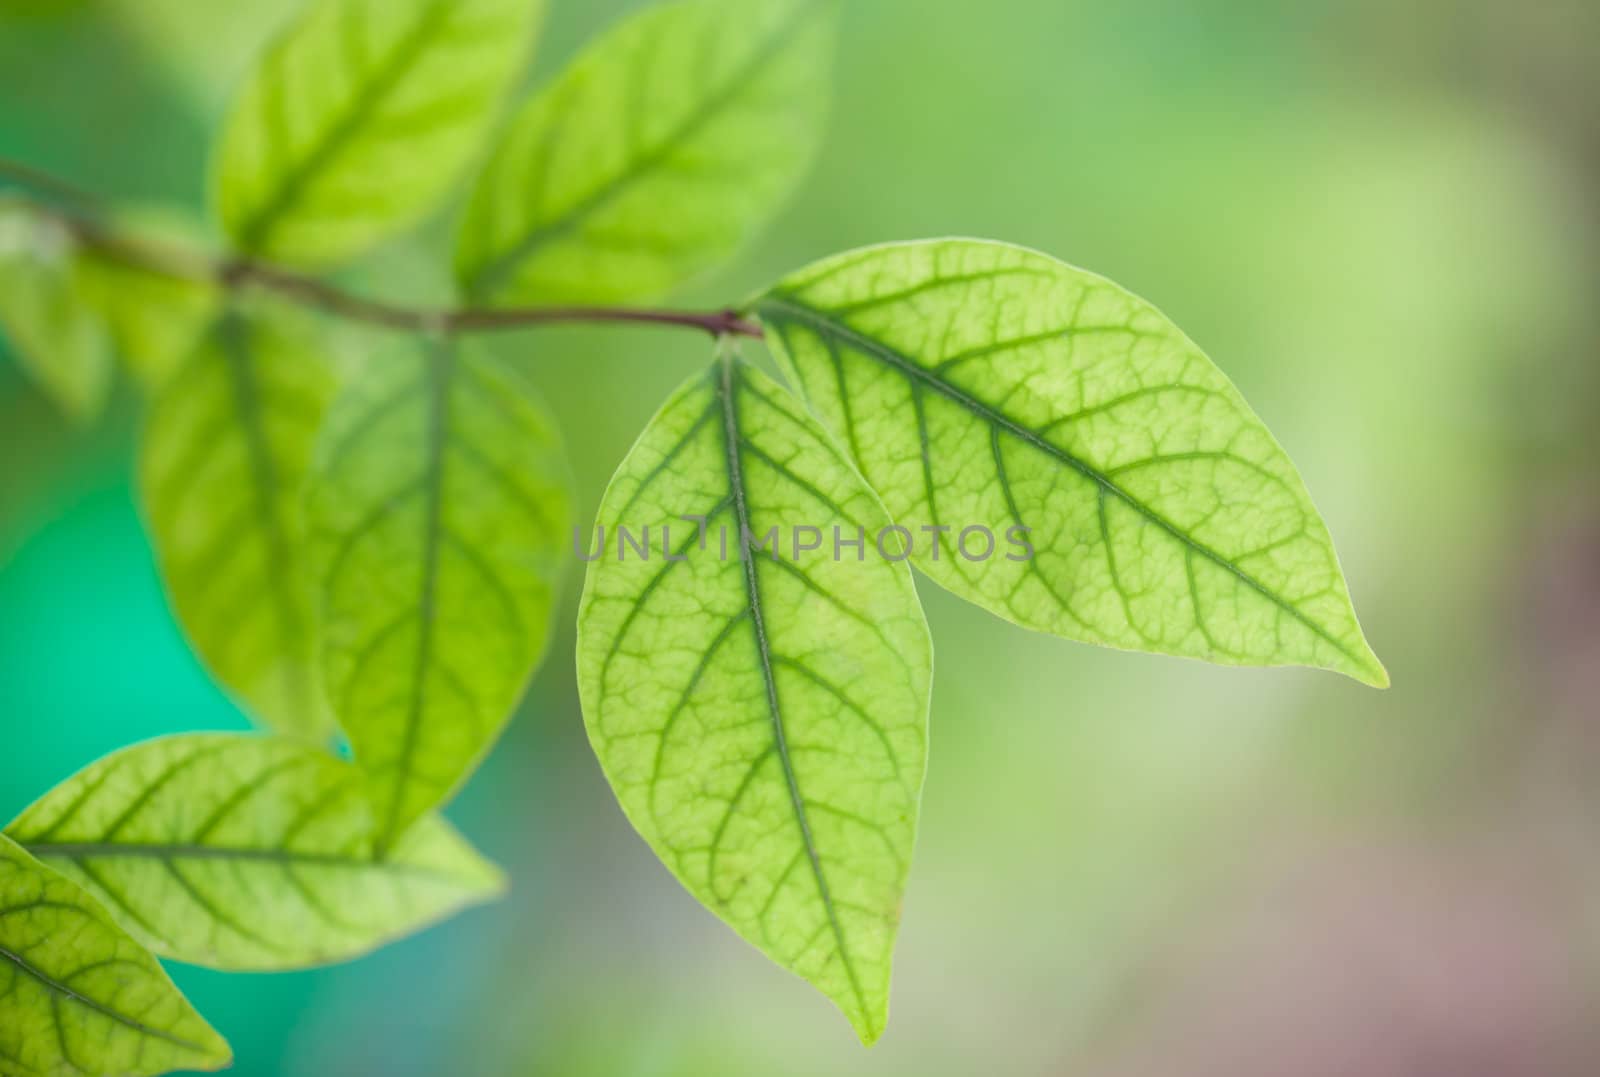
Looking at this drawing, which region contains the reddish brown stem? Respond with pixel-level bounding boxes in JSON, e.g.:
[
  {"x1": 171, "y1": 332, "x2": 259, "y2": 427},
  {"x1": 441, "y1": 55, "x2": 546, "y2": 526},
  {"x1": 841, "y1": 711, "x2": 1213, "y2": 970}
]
[{"x1": 0, "y1": 157, "x2": 765, "y2": 341}]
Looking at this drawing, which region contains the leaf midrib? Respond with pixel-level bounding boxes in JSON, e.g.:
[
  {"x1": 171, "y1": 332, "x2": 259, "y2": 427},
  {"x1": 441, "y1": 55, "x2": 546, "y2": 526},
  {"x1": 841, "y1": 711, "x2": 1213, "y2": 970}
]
[
  {"x1": 716, "y1": 357, "x2": 872, "y2": 1035},
  {"x1": 0, "y1": 939, "x2": 210, "y2": 1054},
  {"x1": 463, "y1": 0, "x2": 822, "y2": 300},
  {"x1": 378, "y1": 339, "x2": 453, "y2": 853},
  {"x1": 235, "y1": 0, "x2": 458, "y2": 253},
  {"x1": 20, "y1": 841, "x2": 466, "y2": 882},
  {"x1": 757, "y1": 294, "x2": 1378, "y2": 679},
  {"x1": 218, "y1": 316, "x2": 316, "y2": 716}
]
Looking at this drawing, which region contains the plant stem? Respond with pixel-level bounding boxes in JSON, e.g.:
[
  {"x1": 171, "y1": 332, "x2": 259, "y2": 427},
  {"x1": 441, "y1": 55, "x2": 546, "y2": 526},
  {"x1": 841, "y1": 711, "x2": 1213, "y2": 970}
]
[{"x1": 0, "y1": 157, "x2": 765, "y2": 341}]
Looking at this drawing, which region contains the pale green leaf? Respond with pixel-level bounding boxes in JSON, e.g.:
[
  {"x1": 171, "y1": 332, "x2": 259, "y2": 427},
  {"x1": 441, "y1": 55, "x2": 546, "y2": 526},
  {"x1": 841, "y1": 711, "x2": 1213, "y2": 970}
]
[
  {"x1": 757, "y1": 240, "x2": 1388, "y2": 686},
  {"x1": 0, "y1": 833, "x2": 231, "y2": 1077},
  {"x1": 214, "y1": 0, "x2": 546, "y2": 267},
  {"x1": 141, "y1": 308, "x2": 338, "y2": 739},
  {"x1": 456, "y1": 0, "x2": 837, "y2": 304},
  {"x1": 577, "y1": 356, "x2": 932, "y2": 1044},
  {"x1": 308, "y1": 342, "x2": 570, "y2": 849},
  {"x1": 0, "y1": 202, "x2": 114, "y2": 423},
  {"x1": 7, "y1": 733, "x2": 505, "y2": 972},
  {"x1": 72, "y1": 208, "x2": 218, "y2": 390}
]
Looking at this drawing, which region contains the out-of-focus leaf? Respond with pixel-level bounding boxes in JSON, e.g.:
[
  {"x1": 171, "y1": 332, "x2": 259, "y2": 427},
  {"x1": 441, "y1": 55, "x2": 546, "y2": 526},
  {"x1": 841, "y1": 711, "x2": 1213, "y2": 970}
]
[
  {"x1": 141, "y1": 308, "x2": 338, "y2": 738},
  {"x1": 0, "y1": 202, "x2": 114, "y2": 422},
  {"x1": 72, "y1": 208, "x2": 218, "y2": 389},
  {"x1": 8, "y1": 733, "x2": 505, "y2": 971},
  {"x1": 0, "y1": 833, "x2": 232, "y2": 1077},
  {"x1": 308, "y1": 342, "x2": 570, "y2": 850},
  {"x1": 577, "y1": 356, "x2": 931, "y2": 1044},
  {"x1": 213, "y1": 0, "x2": 545, "y2": 267},
  {"x1": 757, "y1": 239, "x2": 1388, "y2": 686},
  {"x1": 456, "y1": 0, "x2": 837, "y2": 304}
]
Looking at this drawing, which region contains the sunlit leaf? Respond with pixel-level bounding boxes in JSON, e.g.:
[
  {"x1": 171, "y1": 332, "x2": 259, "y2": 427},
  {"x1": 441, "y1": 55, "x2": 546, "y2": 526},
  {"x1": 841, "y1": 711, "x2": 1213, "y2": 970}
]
[
  {"x1": 757, "y1": 240, "x2": 1387, "y2": 686},
  {"x1": 141, "y1": 307, "x2": 338, "y2": 738},
  {"x1": 72, "y1": 208, "x2": 218, "y2": 389},
  {"x1": 8, "y1": 733, "x2": 505, "y2": 971},
  {"x1": 0, "y1": 201, "x2": 114, "y2": 422},
  {"x1": 0, "y1": 833, "x2": 231, "y2": 1077},
  {"x1": 577, "y1": 356, "x2": 932, "y2": 1044},
  {"x1": 456, "y1": 0, "x2": 837, "y2": 304},
  {"x1": 308, "y1": 342, "x2": 570, "y2": 850},
  {"x1": 214, "y1": 0, "x2": 546, "y2": 267}
]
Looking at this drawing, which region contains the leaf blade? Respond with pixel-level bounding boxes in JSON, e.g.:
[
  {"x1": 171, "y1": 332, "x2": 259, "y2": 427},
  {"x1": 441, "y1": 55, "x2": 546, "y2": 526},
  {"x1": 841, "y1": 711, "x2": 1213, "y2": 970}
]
[
  {"x1": 577, "y1": 357, "x2": 931, "y2": 1043},
  {"x1": 0, "y1": 203, "x2": 115, "y2": 423},
  {"x1": 456, "y1": 0, "x2": 837, "y2": 304},
  {"x1": 757, "y1": 239, "x2": 1387, "y2": 686},
  {"x1": 7, "y1": 733, "x2": 504, "y2": 972},
  {"x1": 308, "y1": 343, "x2": 571, "y2": 849},
  {"x1": 140, "y1": 308, "x2": 338, "y2": 738},
  {"x1": 214, "y1": 0, "x2": 545, "y2": 267},
  {"x1": 0, "y1": 833, "x2": 231, "y2": 1077},
  {"x1": 71, "y1": 208, "x2": 219, "y2": 390}
]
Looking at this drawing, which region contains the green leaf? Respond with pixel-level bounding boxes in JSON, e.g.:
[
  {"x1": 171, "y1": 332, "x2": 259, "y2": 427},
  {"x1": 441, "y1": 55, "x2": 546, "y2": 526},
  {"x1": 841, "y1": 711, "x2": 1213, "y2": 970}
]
[
  {"x1": 141, "y1": 308, "x2": 338, "y2": 739},
  {"x1": 213, "y1": 0, "x2": 546, "y2": 267},
  {"x1": 756, "y1": 240, "x2": 1388, "y2": 686},
  {"x1": 0, "y1": 833, "x2": 231, "y2": 1077},
  {"x1": 577, "y1": 356, "x2": 932, "y2": 1044},
  {"x1": 456, "y1": 0, "x2": 837, "y2": 304},
  {"x1": 307, "y1": 342, "x2": 570, "y2": 850},
  {"x1": 72, "y1": 208, "x2": 218, "y2": 390},
  {"x1": 7, "y1": 733, "x2": 505, "y2": 972},
  {"x1": 0, "y1": 202, "x2": 115, "y2": 423}
]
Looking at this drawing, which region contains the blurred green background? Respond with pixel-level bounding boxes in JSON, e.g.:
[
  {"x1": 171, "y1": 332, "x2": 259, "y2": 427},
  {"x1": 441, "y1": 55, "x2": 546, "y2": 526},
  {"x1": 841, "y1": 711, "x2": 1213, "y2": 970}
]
[{"x1": 2, "y1": 0, "x2": 1598, "y2": 1073}]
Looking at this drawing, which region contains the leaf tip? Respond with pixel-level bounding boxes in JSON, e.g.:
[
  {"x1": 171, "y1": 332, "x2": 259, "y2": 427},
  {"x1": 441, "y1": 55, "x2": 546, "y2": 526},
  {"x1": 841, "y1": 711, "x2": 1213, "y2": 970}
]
[
  {"x1": 844, "y1": 1000, "x2": 888, "y2": 1047},
  {"x1": 185, "y1": 1012, "x2": 234, "y2": 1072},
  {"x1": 1343, "y1": 643, "x2": 1390, "y2": 689},
  {"x1": 479, "y1": 857, "x2": 512, "y2": 900},
  {"x1": 206, "y1": 1037, "x2": 237, "y2": 1072}
]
